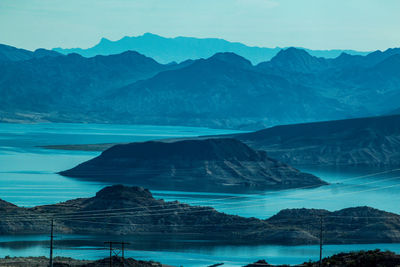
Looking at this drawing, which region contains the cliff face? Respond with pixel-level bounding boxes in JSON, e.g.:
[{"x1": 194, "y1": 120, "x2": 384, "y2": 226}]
[
  {"x1": 237, "y1": 115, "x2": 400, "y2": 166},
  {"x1": 60, "y1": 138, "x2": 326, "y2": 192},
  {"x1": 1, "y1": 185, "x2": 400, "y2": 245}
]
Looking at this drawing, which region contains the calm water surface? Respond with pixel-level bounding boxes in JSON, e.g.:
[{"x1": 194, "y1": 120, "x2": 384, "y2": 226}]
[{"x1": 1, "y1": 122, "x2": 400, "y2": 266}]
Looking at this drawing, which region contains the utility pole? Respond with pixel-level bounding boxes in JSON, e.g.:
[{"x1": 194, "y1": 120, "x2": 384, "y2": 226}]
[
  {"x1": 109, "y1": 242, "x2": 112, "y2": 267},
  {"x1": 319, "y1": 215, "x2": 323, "y2": 267},
  {"x1": 104, "y1": 241, "x2": 130, "y2": 267},
  {"x1": 121, "y1": 242, "x2": 125, "y2": 267},
  {"x1": 49, "y1": 219, "x2": 54, "y2": 267}
]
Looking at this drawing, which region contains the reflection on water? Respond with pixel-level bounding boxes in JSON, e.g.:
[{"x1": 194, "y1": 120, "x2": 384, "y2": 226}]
[
  {"x1": 154, "y1": 167, "x2": 400, "y2": 218},
  {"x1": 1, "y1": 122, "x2": 400, "y2": 266}
]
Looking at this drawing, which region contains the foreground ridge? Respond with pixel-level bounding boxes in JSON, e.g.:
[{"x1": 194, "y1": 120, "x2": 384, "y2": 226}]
[{"x1": 1, "y1": 185, "x2": 400, "y2": 245}]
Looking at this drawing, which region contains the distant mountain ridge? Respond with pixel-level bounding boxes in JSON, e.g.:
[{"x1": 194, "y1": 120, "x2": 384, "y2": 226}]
[
  {"x1": 53, "y1": 33, "x2": 370, "y2": 64},
  {"x1": 0, "y1": 44, "x2": 62, "y2": 62},
  {"x1": 0, "y1": 50, "x2": 188, "y2": 123},
  {"x1": 1, "y1": 44, "x2": 400, "y2": 129}
]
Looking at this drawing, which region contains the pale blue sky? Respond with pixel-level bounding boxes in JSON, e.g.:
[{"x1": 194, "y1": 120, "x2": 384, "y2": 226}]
[{"x1": 0, "y1": 0, "x2": 399, "y2": 51}]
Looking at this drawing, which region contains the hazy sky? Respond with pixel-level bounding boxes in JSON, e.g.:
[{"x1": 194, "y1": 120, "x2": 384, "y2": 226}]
[{"x1": 0, "y1": 0, "x2": 399, "y2": 51}]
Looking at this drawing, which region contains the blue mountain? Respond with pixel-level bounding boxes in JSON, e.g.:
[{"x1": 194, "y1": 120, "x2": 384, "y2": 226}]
[
  {"x1": 0, "y1": 44, "x2": 62, "y2": 62},
  {"x1": 53, "y1": 33, "x2": 369, "y2": 64}
]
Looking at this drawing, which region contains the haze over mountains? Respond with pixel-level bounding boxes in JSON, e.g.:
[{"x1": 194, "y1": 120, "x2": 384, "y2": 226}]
[
  {"x1": 0, "y1": 39, "x2": 399, "y2": 129},
  {"x1": 0, "y1": 44, "x2": 61, "y2": 62},
  {"x1": 53, "y1": 33, "x2": 370, "y2": 64}
]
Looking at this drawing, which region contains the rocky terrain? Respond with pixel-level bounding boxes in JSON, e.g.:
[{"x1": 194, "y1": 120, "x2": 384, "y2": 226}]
[
  {"x1": 236, "y1": 115, "x2": 400, "y2": 166},
  {"x1": 3, "y1": 250, "x2": 400, "y2": 267},
  {"x1": 245, "y1": 250, "x2": 400, "y2": 267},
  {"x1": 59, "y1": 138, "x2": 326, "y2": 192},
  {"x1": 1, "y1": 185, "x2": 400, "y2": 245},
  {"x1": 0, "y1": 256, "x2": 161, "y2": 267}
]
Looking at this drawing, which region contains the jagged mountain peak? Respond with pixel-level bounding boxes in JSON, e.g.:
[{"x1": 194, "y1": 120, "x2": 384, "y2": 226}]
[{"x1": 267, "y1": 47, "x2": 327, "y2": 72}]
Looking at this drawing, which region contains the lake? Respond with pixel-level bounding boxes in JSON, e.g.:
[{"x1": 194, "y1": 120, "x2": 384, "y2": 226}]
[{"x1": 1, "y1": 122, "x2": 400, "y2": 266}]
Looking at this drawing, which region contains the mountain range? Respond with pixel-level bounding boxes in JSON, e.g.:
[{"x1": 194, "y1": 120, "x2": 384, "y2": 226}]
[
  {"x1": 0, "y1": 44, "x2": 61, "y2": 62},
  {"x1": 60, "y1": 138, "x2": 326, "y2": 192},
  {"x1": 53, "y1": 33, "x2": 370, "y2": 64},
  {"x1": 0, "y1": 42, "x2": 399, "y2": 129}
]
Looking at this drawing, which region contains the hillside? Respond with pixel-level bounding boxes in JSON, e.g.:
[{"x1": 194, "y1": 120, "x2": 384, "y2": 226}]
[
  {"x1": 236, "y1": 115, "x2": 400, "y2": 166},
  {"x1": 0, "y1": 51, "x2": 182, "y2": 123},
  {"x1": 53, "y1": 33, "x2": 369, "y2": 64},
  {"x1": 101, "y1": 52, "x2": 350, "y2": 129},
  {"x1": 59, "y1": 138, "x2": 326, "y2": 192},
  {"x1": 1, "y1": 185, "x2": 400, "y2": 245}
]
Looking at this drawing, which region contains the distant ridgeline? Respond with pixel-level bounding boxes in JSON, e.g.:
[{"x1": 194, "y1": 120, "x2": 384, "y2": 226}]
[
  {"x1": 0, "y1": 37, "x2": 399, "y2": 130},
  {"x1": 2, "y1": 184, "x2": 400, "y2": 245},
  {"x1": 52, "y1": 33, "x2": 370, "y2": 64}
]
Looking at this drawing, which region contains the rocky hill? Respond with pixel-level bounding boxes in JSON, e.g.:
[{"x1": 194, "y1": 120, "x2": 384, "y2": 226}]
[
  {"x1": 236, "y1": 115, "x2": 400, "y2": 166},
  {"x1": 1, "y1": 185, "x2": 400, "y2": 245},
  {"x1": 0, "y1": 256, "x2": 161, "y2": 267},
  {"x1": 246, "y1": 250, "x2": 400, "y2": 267},
  {"x1": 59, "y1": 138, "x2": 326, "y2": 192}
]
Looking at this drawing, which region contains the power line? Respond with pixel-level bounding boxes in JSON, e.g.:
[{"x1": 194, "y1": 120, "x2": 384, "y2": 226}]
[{"x1": 3, "y1": 168, "x2": 399, "y2": 221}]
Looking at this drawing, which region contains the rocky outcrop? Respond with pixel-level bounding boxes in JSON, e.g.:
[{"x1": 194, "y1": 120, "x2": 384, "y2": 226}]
[
  {"x1": 60, "y1": 138, "x2": 326, "y2": 192},
  {"x1": 1, "y1": 185, "x2": 400, "y2": 245},
  {"x1": 245, "y1": 250, "x2": 400, "y2": 267},
  {"x1": 0, "y1": 256, "x2": 161, "y2": 267}
]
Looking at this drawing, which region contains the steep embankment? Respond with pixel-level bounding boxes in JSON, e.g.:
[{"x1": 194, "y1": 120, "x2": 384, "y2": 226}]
[
  {"x1": 59, "y1": 138, "x2": 326, "y2": 192},
  {"x1": 236, "y1": 115, "x2": 400, "y2": 166}
]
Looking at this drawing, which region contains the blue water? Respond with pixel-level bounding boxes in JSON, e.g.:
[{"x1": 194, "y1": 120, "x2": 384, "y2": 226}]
[{"x1": 1, "y1": 122, "x2": 400, "y2": 266}]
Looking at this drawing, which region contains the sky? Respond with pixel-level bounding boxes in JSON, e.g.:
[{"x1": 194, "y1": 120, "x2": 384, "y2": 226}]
[{"x1": 0, "y1": 0, "x2": 399, "y2": 51}]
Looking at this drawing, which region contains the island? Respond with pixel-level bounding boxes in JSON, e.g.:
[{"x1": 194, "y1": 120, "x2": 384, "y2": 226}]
[{"x1": 59, "y1": 138, "x2": 327, "y2": 192}]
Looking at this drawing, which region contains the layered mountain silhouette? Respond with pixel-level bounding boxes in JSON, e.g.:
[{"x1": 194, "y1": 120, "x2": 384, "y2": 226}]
[
  {"x1": 0, "y1": 50, "x2": 188, "y2": 123},
  {"x1": 1, "y1": 43, "x2": 399, "y2": 129},
  {"x1": 60, "y1": 138, "x2": 326, "y2": 192},
  {"x1": 0, "y1": 44, "x2": 62, "y2": 62},
  {"x1": 235, "y1": 115, "x2": 400, "y2": 166},
  {"x1": 53, "y1": 33, "x2": 369, "y2": 64}
]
